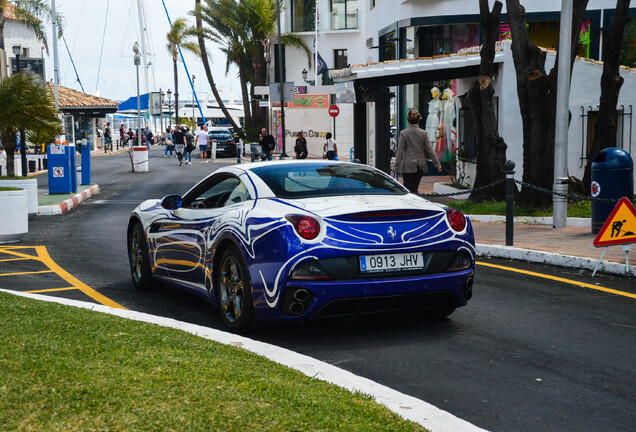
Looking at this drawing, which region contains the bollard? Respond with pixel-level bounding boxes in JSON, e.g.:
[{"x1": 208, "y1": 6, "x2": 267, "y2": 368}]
[
  {"x1": 504, "y1": 160, "x2": 515, "y2": 246},
  {"x1": 237, "y1": 139, "x2": 242, "y2": 164}
]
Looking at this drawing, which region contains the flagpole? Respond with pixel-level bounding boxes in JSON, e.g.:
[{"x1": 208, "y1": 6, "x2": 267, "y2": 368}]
[{"x1": 314, "y1": 0, "x2": 318, "y2": 85}]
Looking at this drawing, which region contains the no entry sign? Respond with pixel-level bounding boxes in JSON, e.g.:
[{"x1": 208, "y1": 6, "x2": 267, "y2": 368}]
[{"x1": 328, "y1": 105, "x2": 340, "y2": 118}]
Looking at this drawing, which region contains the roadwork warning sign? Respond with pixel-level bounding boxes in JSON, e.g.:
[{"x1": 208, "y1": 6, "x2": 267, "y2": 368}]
[{"x1": 594, "y1": 197, "x2": 636, "y2": 247}]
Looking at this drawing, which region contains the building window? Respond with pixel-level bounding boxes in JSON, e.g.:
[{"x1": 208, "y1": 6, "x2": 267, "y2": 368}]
[
  {"x1": 292, "y1": 0, "x2": 315, "y2": 32},
  {"x1": 330, "y1": 0, "x2": 358, "y2": 30},
  {"x1": 334, "y1": 49, "x2": 348, "y2": 69}
]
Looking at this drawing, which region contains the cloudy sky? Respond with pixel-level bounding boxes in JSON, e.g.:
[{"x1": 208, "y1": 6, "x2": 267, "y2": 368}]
[{"x1": 43, "y1": 0, "x2": 241, "y2": 103}]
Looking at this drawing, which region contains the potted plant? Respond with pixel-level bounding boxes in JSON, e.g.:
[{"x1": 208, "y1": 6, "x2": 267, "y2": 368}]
[
  {"x1": 0, "y1": 72, "x2": 62, "y2": 223},
  {"x1": 0, "y1": 187, "x2": 28, "y2": 243}
]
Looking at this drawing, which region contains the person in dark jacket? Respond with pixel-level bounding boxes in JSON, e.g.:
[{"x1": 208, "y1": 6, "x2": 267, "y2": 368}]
[
  {"x1": 259, "y1": 128, "x2": 275, "y2": 161},
  {"x1": 294, "y1": 131, "x2": 308, "y2": 159}
]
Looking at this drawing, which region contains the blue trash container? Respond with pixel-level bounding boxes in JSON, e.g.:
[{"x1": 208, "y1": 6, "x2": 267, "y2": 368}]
[
  {"x1": 590, "y1": 147, "x2": 634, "y2": 234},
  {"x1": 47, "y1": 144, "x2": 74, "y2": 194}
]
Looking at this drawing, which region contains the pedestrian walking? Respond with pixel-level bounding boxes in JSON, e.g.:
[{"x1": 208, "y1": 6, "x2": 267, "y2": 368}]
[
  {"x1": 184, "y1": 126, "x2": 194, "y2": 165},
  {"x1": 294, "y1": 132, "x2": 308, "y2": 159},
  {"x1": 195, "y1": 126, "x2": 209, "y2": 163},
  {"x1": 323, "y1": 132, "x2": 338, "y2": 160},
  {"x1": 259, "y1": 128, "x2": 275, "y2": 161},
  {"x1": 144, "y1": 126, "x2": 153, "y2": 149},
  {"x1": 173, "y1": 125, "x2": 186, "y2": 166},
  {"x1": 104, "y1": 122, "x2": 112, "y2": 153},
  {"x1": 119, "y1": 124, "x2": 126, "y2": 149},
  {"x1": 393, "y1": 109, "x2": 442, "y2": 194},
  {"x1": 126, "y1": 128, "x2": 136, "y2": 148},
  {"x1": 164, "y1": 127, "x2": 174, "y2": 157}
]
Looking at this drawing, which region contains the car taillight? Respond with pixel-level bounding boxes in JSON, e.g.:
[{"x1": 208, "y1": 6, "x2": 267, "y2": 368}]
[
  {"x1": 285, "y1": 215, "x2": 321, "y2": 240},
  {"x1": 446, "y1": 209, "x2": 466, "y2": 232}
]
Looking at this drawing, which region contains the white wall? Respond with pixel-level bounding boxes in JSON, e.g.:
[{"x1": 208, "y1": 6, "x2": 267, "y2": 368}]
[
  {"x1": 4, "y1": 20, "x2": 43, "y2": 73},
  {"x1": 458, "y1": 41, "x2": 636, "y2": 190}
]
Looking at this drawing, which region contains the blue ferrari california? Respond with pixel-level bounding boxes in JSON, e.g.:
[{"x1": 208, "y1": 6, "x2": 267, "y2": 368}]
[{"x1": 127, "y1": 161, "x2": 475, "y2": 331}]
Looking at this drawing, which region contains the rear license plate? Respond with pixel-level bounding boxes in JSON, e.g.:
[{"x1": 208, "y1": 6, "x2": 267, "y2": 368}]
[{"x1": 359, "y1": 252, "x2": 424, "y2": 273}]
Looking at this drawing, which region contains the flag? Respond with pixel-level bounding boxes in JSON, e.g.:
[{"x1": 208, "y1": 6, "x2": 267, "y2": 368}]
[{"x1": 313, "y1": 38, "x2": 328, "y2": 75}]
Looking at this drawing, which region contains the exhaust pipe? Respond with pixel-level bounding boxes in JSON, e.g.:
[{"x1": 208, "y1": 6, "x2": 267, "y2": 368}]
[
  {"x1": 463, "y1": 276, "x2": 474, "y2": 301},
  {"x1": 289, "y1": 302, "x2": 305, "y2": 315},
  {"x1": 293, "y1": 288, "x2": 309, "y2": 302}
]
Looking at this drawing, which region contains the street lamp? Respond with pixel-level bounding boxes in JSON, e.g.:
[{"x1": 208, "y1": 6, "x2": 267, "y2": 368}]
[
  {"x1": 12, "y1": 44, "x2": 27, "y2": 176},
  {"x1": 133, "y1": 42, "x2": 141, "y2": 147},
  {"x1": 167, "y1": 89, "x2": 172, "y2": 128},
  {"x1": 301, "y1": 68, "x2": 315, "y2": 86}
]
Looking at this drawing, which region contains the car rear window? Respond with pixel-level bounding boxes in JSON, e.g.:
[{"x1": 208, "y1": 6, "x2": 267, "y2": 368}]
[{"x1": 251, "y1": 163, "x2": 407, "y2": 198}]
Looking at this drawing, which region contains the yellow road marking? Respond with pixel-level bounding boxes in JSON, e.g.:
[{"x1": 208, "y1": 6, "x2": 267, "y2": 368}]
[
  {"x1": 477, "y1": 261, "x2": 636, "y2": 300},
  {"x1": 0, "y1": 245, "x2": 127, "y2": 309},
  {"x1": 0, "y1": 257, "x2": 31, "y2": 262},
  {"x1": 0, "y1": 270, "x2": 54, "y2": 277},
  {"x1": 26, "y1": 287, "x2": 78, "y2": 293}
]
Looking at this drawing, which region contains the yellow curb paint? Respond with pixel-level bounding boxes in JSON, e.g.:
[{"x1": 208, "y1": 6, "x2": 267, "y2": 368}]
[
  {"x1": 0, "y1": 245, "x2": 127, "y2": 309},
  {"x1": 477, "y1": 261, "x2": 636, "y2": 300},
  {"x1": 0, "y1": 270, "x2": 54, "y2": 277}
]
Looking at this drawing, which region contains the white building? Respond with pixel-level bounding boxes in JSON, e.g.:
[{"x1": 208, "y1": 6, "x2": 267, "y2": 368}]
[
  {"x1": 280, "y1": 0, "x2": 635, "y2": 189},
  {"x1": 2, "y1": 3, "x2": 45, "y2": 80}
]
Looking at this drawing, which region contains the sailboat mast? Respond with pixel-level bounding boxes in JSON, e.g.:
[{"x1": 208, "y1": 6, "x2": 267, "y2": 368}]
[{"x1": 136, "y1": 0, "x2": 150, "y2": 95}]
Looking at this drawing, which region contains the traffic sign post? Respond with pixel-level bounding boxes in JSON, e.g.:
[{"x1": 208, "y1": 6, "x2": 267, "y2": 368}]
[
  {"x1": 592, "y1": 197, "x2": 636, "y2": 276},
  {"x1": 328, "y1": 105, "x2": 340, "y2": 118}
]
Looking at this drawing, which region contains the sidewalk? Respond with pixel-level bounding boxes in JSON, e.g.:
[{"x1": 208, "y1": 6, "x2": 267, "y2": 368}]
[
  {"x1": 418, "y1": 176, "x2": 635, "y2": 278},
  {"x1": 33, "y1": 164, "x2": 634, "y2": 277}
]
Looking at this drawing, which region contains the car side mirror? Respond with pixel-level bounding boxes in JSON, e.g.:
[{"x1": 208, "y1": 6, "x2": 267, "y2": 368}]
[{"x1": 161, "y1": 194, "x2": 183, "y2": 210}]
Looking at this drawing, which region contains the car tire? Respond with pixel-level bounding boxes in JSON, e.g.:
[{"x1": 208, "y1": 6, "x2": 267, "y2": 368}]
[
  {"x1": 128, "y1": 223, "x2": 155, "y2": 291},
  {"x1": 216, "y1": 246, "x2": 255, "y2": 332}
]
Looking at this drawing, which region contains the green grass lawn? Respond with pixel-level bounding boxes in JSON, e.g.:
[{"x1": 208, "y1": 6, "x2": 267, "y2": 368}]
[
  {"x1": 0, "y1": 292, "x2": 427, "y2": 432},
  {"x1": 448, "y1": 199, "x2": 593, "y2": 218}
]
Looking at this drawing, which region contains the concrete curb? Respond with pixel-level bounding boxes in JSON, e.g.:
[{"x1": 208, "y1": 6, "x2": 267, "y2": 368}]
[
  {"x1": 38, "y1": 184, "x2": 101, "y2": 216},
  {"x1": 0, "y1": 289, "x2": 486, "y2": 432},
  {"x1": 476, "y1": 243, "x2": 636, "y2": 277},
  {"x1": 469, "y1": 215, "x2": 591, "y2": 227}
]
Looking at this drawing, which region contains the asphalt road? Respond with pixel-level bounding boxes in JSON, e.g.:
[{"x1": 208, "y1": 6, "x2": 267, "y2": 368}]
[{"x1": 6, "y1": 146, "x2": 635, "y2": 432}]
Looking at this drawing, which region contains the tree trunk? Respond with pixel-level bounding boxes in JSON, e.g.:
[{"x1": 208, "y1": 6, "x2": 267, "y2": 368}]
[
  {"x1": 1, "y1": 135, "x2": 17, "y2": 177},
  {"x1": 0, "y1": 8, "x2": 6, "y2": 52},
  {"x1": 251, "y1": 52, "x2": 268, "y2": 134},
  {"x1": 583, "y1": 0, "x2": 631, "y2": 190},
  {"x1": 506, "y1": 0, "x2": 588, "y2": 208},
  {"x1": 467, "y1": 0, "x2": 507, "y2": 202},
  {"x1": 237, "y1": 60, "x2": 253, "y2": 131},
  {"x1": 193, "y1": 0, "x2": 243, "y2": 135},
  {"x1": 173, "y1": 59, "x2": 179, "y2": 125}
]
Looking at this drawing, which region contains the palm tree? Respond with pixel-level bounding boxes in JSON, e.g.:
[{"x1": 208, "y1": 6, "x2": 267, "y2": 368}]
[
  {"x1": 194, "y1": 0, "x2": 312, "y2": 137},
  {"x1": 0, "y1": 0, "x2": 63, "y2": 54},
  {"x1": 192, "y1": 0, "x2": 243, "y2": 136},
  {"x1": 0, "y1": 72, "x2": 62, "y2": 177},
  {"x1": 166, "y1": 18, "x2": 200, "y2": 127}
]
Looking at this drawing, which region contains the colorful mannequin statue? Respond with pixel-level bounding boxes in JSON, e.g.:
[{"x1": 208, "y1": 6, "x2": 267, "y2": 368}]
[
  {"x1": 442, "y1": 88, "x2": 458, "y2": 151},
  {"x1": 425, "y1": 87, "x2": 442, "y2": 150}
]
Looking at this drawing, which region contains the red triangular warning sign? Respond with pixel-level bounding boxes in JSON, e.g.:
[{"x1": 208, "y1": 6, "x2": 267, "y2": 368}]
[{"x1": 594, "y1": 197, "x2": 636, "y2": 247}]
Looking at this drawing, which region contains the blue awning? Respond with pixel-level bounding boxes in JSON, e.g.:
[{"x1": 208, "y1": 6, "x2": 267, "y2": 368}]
[{"x1": 118, "y1": 93, "x2": 149, "y2": 112}]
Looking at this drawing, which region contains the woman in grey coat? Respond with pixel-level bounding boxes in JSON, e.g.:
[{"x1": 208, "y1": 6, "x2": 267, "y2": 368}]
[{"x1": 393, "y1": 109, "x2": 442, "y2": 193}]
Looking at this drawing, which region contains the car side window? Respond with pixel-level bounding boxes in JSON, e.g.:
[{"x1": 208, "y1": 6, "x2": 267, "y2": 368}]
[
  {"x1": 224, "y1": 182, "x2": 252, "y2": 206},
  {"x1": 184, "y1": 177, "x2": 240, "y2": 209}
]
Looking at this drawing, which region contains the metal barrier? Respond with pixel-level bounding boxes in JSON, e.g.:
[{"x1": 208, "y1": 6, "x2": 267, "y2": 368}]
[{"x1": 417, "y1": 160, "x2": 631, "y2": 246}]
